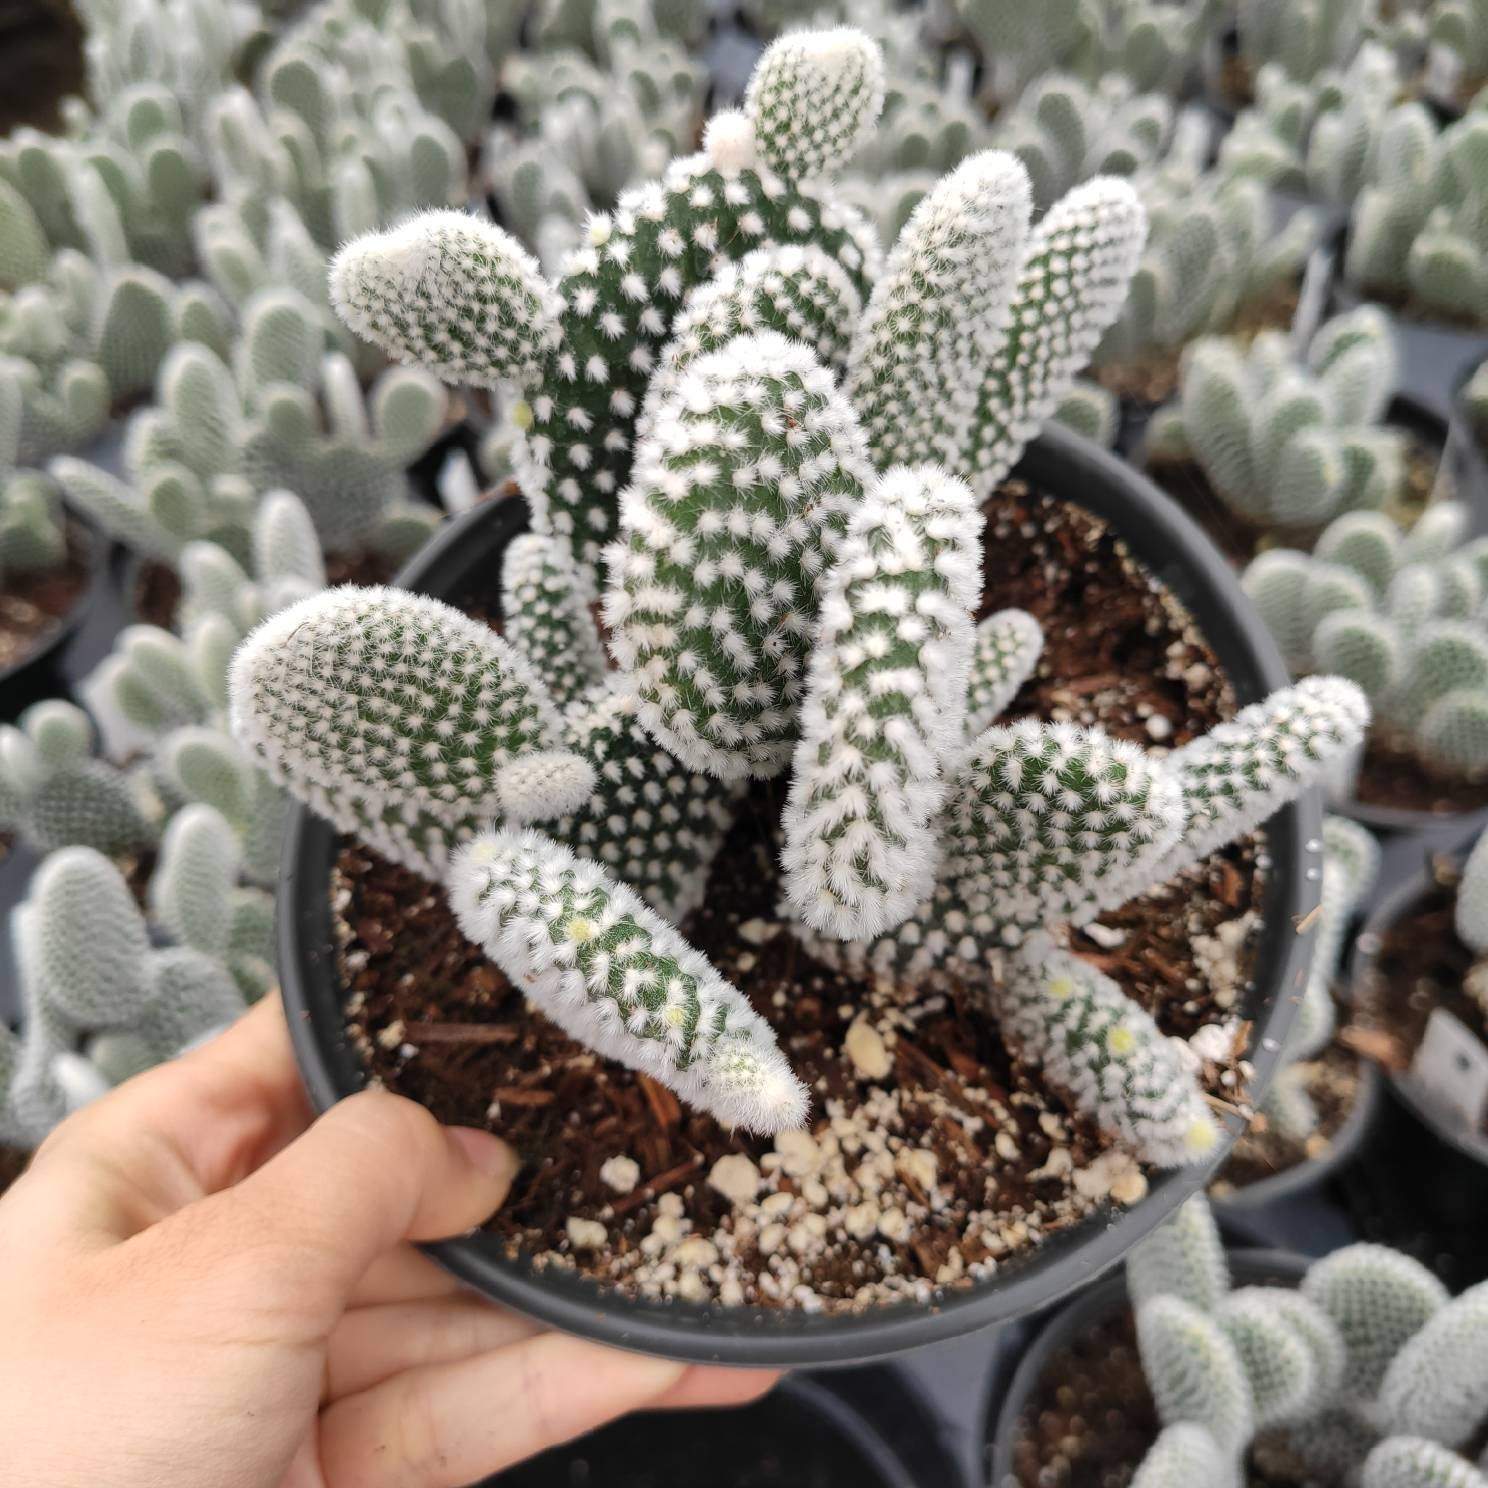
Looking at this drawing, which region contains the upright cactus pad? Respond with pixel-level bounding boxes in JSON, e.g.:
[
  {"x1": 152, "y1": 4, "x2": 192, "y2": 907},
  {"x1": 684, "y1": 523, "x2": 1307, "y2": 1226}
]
[
  {"x1": 781, "y1": 464, "x2": 981, "y2": 940},
  {"x1": 449, "y1": 829, "x2": 807, "y2": 1134},
  {"x1": 935, "y1": 719, "x2": 1186, "y2": 940},
  {"x1": 603, "y1": 332, "x2": 871, "y2": 780}
]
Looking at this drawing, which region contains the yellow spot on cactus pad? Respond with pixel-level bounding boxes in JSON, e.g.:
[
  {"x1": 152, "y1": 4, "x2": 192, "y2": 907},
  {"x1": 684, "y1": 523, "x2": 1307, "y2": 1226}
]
[
  {"x1": 511, "y1": 399, "x2": 534, "y2": 431},
  {"x1": 1047, "y1": 976, "x2": 1075, "y2": 1000},
  {"x1": 1107, "y1": 1026, "x2": 1136, "y2": 1056},
  {"x1": 566, "y1": 917, "x2": 597, "y2": 943},
  {"x1": 1186, "y1": 1119, "x2": 1219, "y2": 1155},
  {"x1": 664, "y1": 1005, "x2": 687, "y2": 1027}
]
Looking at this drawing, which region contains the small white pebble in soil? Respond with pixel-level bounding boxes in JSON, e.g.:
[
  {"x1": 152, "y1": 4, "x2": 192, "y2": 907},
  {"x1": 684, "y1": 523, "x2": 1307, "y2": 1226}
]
[
  {"x1": 844, "y1": 1017, "x2": 892, "y2": 1080},
  {"x1": 566, "y1": 1217, "x2": 608, "y2": 1251},
  {"x1": 758, "y1": 1221, "x2": 787, "y2": 1256},
  {"x1": 1082, "y1": 922, "x2": 1126, "y2": 950},
  {"x1": 994, "y1": 1131, "x2": 1020, "y2": 1161},
  {"x1": 599, "y1": 1155, "x2": 640, "y2": 1194},
  {"x1": 877, "y1": 1207, "x2": 910, "y2": 1243},
  {"x1": 774, "y1": 1128, "x2": 823, "y2": 1177},
  {"x1": 738, "y1": 918, "x2": 776, "y2": 945},
  {"x1": 844, "y1": 1201, "x2": 880, "y2": 1240},
  {"x1": 708, "y1": 1153, "x2": 762, "y2": 1206},
  {"x1": 896, "y1": 1148, "x2": 938, "y2": 1193},
  {"x1": 375, "y1": 1020, "x2": 406, "y2": 1051},
  {"x1": 1189, "y1": 1022, "x2": 1236, "y2": 1063},
  {"x1": 1145, "y1": 713, "x2": 1173, "y2": 742}
]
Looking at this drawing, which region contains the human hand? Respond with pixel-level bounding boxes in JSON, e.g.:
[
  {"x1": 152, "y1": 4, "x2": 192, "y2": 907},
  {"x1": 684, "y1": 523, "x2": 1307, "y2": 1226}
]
[{"x1": 0, "y1": 995, "x2": 775, "y2": 1488}]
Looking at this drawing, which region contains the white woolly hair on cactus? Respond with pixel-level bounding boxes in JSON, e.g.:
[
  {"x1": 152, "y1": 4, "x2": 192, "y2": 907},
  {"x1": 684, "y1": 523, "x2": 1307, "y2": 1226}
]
[
  {"x1": 781, "y1": 463, "x2": 981, "y2": 941},
  {"x1": 449, "y1": 828, "x2": 807, "y2": 1134},
  {"x1": 1127, "y1": 1193, "x2": 1231, "y2": 1313},
  {"x1": 1136, "y1": 1292, "x2": 1256, "y2": 1454},
  {"x1": 603, "y1": 330, "x2": 873, "y2": 781},
  {"x1": 965, "y1": 609, "x2": 1044, "y2": 736},
  {"x1": 942, "y1": 718, "x2": 1187, "y2": 938},
  {"x1": 1363, "y1": 1438, "x2": 1488, "y2": 1488},
  {"x1": 228, "y1": 585, "x2": 595, "y2": 879},
  {"x1": 1157, "y1": 676, "x2": 1370, "y2": 883},
  {"x1": 845, "y1": 149, "x2": 1033, "y2": 474},
  {"x1": 998, "y1": 935, "x2": 1221, "y2": 1166},
  {"x1": 328, "y1": 209, "x2": 563, "y2": 390},
  {"x1": 742, "y1": 26, "x2": 886, "y2": 183}
]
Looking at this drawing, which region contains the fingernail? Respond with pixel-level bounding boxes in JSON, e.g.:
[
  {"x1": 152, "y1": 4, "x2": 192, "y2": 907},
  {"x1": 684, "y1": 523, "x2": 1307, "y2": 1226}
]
[{"x1": 446, "y1": 1126, "x2": 520, "y2": 1187}]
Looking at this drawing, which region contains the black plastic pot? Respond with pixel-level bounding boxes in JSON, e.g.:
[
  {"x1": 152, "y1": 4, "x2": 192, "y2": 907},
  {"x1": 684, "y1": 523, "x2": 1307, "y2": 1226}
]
[
  {"x1": 985, "y1": 1248, "x2": 1308, "y2": 1488},
  {"x1": 0, "y1": 516, "x2": 106, "y2": 725},
  {"x1": 1210, "y1": 1056, "x2": 1382, "y2": 1254},
  {"x1": 1339, "y1": 865, "x2": 1488, "y2": 1292},
  {"x1": 277, "y1": 424, "x2": 1322, "y2": 1367},
  {"x1": 1351, "y1": 856, "x2": 1488, "y2": 1171},
  {"x1": 483, "y1": 1367, "x2": 954, "y2": 1488}
]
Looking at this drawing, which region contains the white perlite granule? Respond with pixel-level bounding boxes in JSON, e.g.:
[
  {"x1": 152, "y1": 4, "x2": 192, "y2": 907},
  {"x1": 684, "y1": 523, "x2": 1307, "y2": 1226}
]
[
  {"x1": 566, "y1": 1216, "x2": 608, "y2": 1251},
  {"x1": 599, "y1": 1155, "x2": 641, "y2": 1194}
]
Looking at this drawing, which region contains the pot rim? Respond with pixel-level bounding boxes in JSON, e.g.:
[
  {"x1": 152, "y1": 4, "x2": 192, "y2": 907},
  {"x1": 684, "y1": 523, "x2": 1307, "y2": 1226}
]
[
  {"x1": 1349, "y1": 850, "x2": 1488, "y2": 1170},
  {"x1": 1210, "y1": 1054, "x2": 1383, "y2": 1215},
  {"x1": 984, "y1": 1245, "x2": 1309, "y2": 1486},
  {"x1": 277, "y1": 423, "x2": 1322, "y2": 1367},
  {"x1": 0, "y1": 513, "x2": 106, "y2": 703}
]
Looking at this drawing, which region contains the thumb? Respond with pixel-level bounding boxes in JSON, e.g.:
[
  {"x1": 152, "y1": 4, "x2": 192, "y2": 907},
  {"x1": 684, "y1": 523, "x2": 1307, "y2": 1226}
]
[{"x1": 196, "y1": 1089, "x2": 516, "y2": 1327}]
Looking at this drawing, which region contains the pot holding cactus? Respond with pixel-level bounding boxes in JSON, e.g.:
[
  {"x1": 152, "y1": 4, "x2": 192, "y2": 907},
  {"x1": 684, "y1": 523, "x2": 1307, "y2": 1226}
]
[
  {"x1": 248, "y1": 29, "x2": 1351, "y2": 1366},
  {"x1": 988, "y1": 1192, "x2": 1488, "y2": 1488},
  {"x1": 0, "y1": 503, "x2": 104, "y2": 725}
]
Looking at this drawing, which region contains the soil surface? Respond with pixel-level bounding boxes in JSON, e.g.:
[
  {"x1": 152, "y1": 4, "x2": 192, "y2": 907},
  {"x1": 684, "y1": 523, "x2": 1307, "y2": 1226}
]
[
  {"x1": 0, "y1": 0, "x2": 83, "y2": 134},
  {"x1": 0, "y1": 521, "x2": 91, "y2": 673},
  {"x1": 1212, "y1": 1039, "x2": 1360, "y2": 1193},
  {"x1": 337, "y1": 486, "x2": 1266, "y2": 1313}
]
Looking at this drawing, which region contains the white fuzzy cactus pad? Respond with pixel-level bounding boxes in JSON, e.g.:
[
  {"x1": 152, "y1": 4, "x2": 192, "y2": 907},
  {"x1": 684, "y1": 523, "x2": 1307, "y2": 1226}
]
[{"x1": 450, "y1": 829, "x2": 807, "y2": 1134}]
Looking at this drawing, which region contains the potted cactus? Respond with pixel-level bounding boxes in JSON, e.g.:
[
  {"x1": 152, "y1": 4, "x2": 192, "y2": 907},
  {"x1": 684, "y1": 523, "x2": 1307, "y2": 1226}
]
[
  {"x1": 0, "y1": 468, "x2": 102, "y2": 720},
  {"x1": 229, "y1": 30, "x2": 1356, "y2": 1364},
  {"x1": 1142, "y1": 308, "x2": 1439, "y2": 566},
  {"x1": 1210, "y1": 816, "x2": 1384, "y2": 1229},
  {"x1": 1243, "y1": 499, "x2": 1488, "y2": 830},
  {"x1": 991, "y1": 1194, "x2": 1488, "y2": 1488},
  {"x1": 1352, "y1": 827, "x2": 1488, "y2": 1170}
]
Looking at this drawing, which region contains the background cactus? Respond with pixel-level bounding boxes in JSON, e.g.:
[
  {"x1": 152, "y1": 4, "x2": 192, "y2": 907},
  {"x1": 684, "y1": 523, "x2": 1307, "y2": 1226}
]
[
  {"x1": 1345, "y1": 103, "x2": 1488, "y2": 326},
  {"x1": 0, "y1": 469, "x2": 66, "y2": 583},
  {"x1": 1127, "y1": 1203, "x2": 1488, "y2": 1483},
  {"x1": 1237, "y1": 0, "x2": 1371, "y2": 84},
  {"x1": 0, "y1": 701, "x2": 157, "y2": 857},
  {"x1": 1244, "y1": 501, "x2": 1488, "y2": 781},
  {"x1": 1151, "y1": 308, "x2": 1404, "y2": 530},
  {"x1": 0, "y1": 845, "x2": 249, "y2": 1145}
]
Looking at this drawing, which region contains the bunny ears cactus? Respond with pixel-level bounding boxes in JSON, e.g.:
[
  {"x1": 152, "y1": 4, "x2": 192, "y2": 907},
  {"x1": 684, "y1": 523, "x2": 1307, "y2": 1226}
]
[
  {"x1": 327, "y1": 26, "x2": 1148, "y2": 584},
  {"x1": 234, "y1": 25, "x2": 1362, "y2": 1153}
]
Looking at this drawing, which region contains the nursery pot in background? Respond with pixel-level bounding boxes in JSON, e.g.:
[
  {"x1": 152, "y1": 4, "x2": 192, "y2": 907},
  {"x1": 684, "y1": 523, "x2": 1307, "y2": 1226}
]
[
  {"x1": 0, "y1": 514, "x2": 106, "y2": 727},
  {"x1": 985, "y1": 1248, "x2": 1308, "y2": 1488},
  {"x1": 1209, "y1": 1057, "x2": 1383, "y2": 1254},
  {"x1": 483, "y1": 1367, "x2": 955, "y2": 1488},
  {"x1": 277, "y1": 424, "x2": 1322, "y2": 1368}
]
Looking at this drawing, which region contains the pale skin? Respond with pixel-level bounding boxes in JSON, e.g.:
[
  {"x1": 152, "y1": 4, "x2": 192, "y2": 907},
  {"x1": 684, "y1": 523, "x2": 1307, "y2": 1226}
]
[{"x1": 0, "y1": 996, "x2": 776, "y2": 1488}]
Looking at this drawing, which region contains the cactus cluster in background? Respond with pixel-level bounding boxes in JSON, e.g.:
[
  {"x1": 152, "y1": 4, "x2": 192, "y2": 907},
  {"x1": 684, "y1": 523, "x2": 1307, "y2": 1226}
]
[
  {"x1": 1091, "y1": 161, "x2": 1320, "y2": 381},
  {"x1": 49, "y1": 311, "x2": 447, "y2": 561},
  {"x1": 0, "y1": 470, "x2": 66, "y2": 585},
  {"x1": 1129, "y1": 1197, "x2": 1488, "y2": 1487},
  {"x1": 1147, "y1": 308, "x2": 1405, "y2": 530},
  {"x1": 225, "y1": 24, "x2": 1375, "y2": 1161},
  {"x1": 0, "y1": 841, "x2": 257, "y2": 1147},
  {"x1": 1344, "y1": 100, "x2": 1488, "y2": 326},
  {"x1": 1244, "y1": 500, "x2": 1488, "y2": 781},
  {"x1": 1236, "y1": 0, "x2": 1372, "y2": 85},
  {"x1": 991, "y1": 71, "x2": 1182, "y2": 214}
]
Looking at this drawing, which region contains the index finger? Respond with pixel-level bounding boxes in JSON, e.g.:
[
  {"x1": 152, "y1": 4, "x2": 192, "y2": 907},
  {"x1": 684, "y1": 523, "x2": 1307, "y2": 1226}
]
[{"x1": 15, "y1": 994, "x2": 314, "y2": 1246}]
